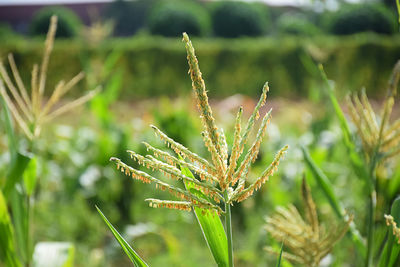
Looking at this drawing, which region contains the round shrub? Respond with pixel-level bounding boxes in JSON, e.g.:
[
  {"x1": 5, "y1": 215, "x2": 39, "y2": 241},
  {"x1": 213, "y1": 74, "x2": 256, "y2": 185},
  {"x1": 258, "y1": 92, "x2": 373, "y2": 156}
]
[
  {"x1": 30, "y1": 6, "x2": 82, "y2": 38},
  {"x1": 148, "y1": 1, "x2": 210, "y2": 37},
  {"x1": 325, "y1": 3, "x2": 396, "y2": 35},
  {"x1": 104, "y1": 0, "x2": 153, "y2": 36},
  {"x1": 211, "y1": 1, "x2": 268, "y2": 38},
  {"x1": 276, "y1": 13, "x2": 320, "y2": 36}
]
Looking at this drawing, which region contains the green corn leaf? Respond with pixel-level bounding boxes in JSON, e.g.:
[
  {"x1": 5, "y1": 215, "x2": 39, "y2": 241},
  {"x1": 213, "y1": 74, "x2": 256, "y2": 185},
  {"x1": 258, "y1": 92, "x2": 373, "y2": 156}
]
[
  {"x1": 180, "y1": 165, "x2": 229, "y2": 267},
  {"x1": 96, "y1": 206, "x2": 148, "y2": 267},
  {"x1": 276, "y1": 242, "x2": 284, "y2": 267},
  {"x1": 1, "y1": 99, "x2": 31, "y2": 263},
  {"x1": 302, "y1": 146, "x2": 366, "y2": 257},
  {"x1": 388, "y1": 165, "x2": 400, "y2": 199},
  {"x1": 318, "y1": 65, "x2": 371, "y2": 192},
  {"x1": 102, "y1": 50, "x2": 122, "y2": 79},
  {"x1": 302, "y1": 146, "x2": 343, "y2": 217},
  {"x1": 3, "y1": 152, "x2": 31, "y2": 200},
  {"x1": 318, "y1": 65, "x2": 352, "y2": 147},
  {"x1": 0, "y1": 189, "x2": 21, "y2": 267},
  {"x1": 10, "y1": 189, "x2": 30, "y2": 264},
  {"x1": 379, "y1": 197, "x2": 400, "y2": 267},
  {"x1": 103, "y1": 68, "x2": 123, "y2": 102},
  {"x1": 1, "y1": 92, "x2": 31, "y2": 200},
  {"x1": 1, "y1": 95, "x2": 17, "y2": 155},
  {"x1": 23, "y1": 157, "x2": 37, "y2": 197}
]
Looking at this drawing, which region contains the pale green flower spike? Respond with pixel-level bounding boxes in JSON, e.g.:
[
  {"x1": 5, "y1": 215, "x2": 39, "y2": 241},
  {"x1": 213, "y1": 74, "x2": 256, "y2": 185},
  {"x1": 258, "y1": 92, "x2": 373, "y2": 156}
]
[
  {"x1": 346, "y1": 60, "x2": 400, "y2": 163},
  {"x1": 265, "y1": 178, "x2": 352, "y2": 267},
  {"x1": 110, "y1": 33, "x2": 288, "y2": 214},
  {"x1": 0, "y1": 15, "x2": 98, "y2": 140},
  {"x1": 384, "y1": 214, "x2": 400, "y2": 244}
]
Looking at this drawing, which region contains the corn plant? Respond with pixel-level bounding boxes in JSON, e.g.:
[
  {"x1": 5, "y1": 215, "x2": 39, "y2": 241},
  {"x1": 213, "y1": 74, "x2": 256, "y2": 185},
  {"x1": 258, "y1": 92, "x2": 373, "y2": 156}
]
[
  {"x1": 98, "y1": 33, "x2": 288, "y2": 266},
  {"x1": 265, "y1": 177, "x2": 352, "y2": 267},
  {"x1": 301, "y1": 60, "x2": 400, "y2": 267},
  {"x1": 0, "y1": 15, "x2": 97, "y2": 266},
  {"x1": 380, "y1": 197, "x2": 400, "y2": 267}
]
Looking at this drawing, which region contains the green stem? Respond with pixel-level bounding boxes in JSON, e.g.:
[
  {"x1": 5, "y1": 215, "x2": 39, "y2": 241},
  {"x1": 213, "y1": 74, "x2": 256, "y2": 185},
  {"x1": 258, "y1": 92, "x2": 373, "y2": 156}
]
[
  {"x1": 224, "y1": 191, "x2": 234, "y2": 267},
  {"x1": 365, "y1": 190, "x2": 376, "y2": 267},
  {"x1": 365, "y1": 151, "x2": 378, "y2": 267},
  {"x1": 26, "y1": 196, "x2": 31, "y2": 267},
  {"x1": 26, "y1": 139, "x2": 35, "y2": 267}
]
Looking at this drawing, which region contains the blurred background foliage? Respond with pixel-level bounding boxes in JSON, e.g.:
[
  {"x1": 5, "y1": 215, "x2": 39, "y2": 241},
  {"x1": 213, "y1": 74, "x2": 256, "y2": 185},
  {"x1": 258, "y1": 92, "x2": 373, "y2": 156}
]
[
  {"x1": 1, "y1": 35, "x2": 399, "y2": 99},
  {"x1": 0, "y1": 0, "x2": 399, "y2": 266},
  {"x1": 0, "y1": 0, "x2": 398, "y2": 100}
]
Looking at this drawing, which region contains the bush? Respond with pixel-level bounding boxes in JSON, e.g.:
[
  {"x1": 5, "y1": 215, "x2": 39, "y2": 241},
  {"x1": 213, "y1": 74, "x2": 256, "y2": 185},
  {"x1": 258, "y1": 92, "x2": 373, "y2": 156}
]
[
  {"x1": 325, "y1": 3, "x2": 396, "y2": 35},
  {"x1": 30, "y1": 6, "x2": 82, "y2": 38},
  {"x1": 211, "y1": 1, "x2": 269, "y2": 38},
  {"x1": 276, "y1": 13, "x2": 320, "y2": 36},
  {"x1": 1, "y1": 35, "x2": 400, "y2": 100},
  {"x1": 103, "y1": 0, "x2": 154, "y2": 36},
  {"x1": 148, "y1": 1, "x2": 210, "y2": 37}
]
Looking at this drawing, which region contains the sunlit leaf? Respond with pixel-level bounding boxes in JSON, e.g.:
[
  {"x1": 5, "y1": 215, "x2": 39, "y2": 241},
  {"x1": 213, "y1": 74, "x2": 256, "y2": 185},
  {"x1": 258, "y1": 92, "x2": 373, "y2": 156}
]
[
  {"x1": 180, "y1": 165, "x2": 229, "y2": 267},
  {"x1": 23, "y1": 157, "x2": 37, "y2": 197},
  {"x1": 1, "y1": 95, "x2": 17, "y2": 155},
  {"x1": 0, "y1": 189, "x2": 21, "y2": 267},
  {"x1": 3, "y1": 152, "x2": 30, "y2": 200},
  {"x1": 10, "y1": 189, "x2": 29, "y2": 263}
]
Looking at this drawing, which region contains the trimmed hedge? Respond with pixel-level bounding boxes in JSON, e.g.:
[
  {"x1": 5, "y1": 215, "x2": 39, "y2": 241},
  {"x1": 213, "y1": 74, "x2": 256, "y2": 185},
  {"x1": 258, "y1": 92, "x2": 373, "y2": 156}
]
[
  {"x1": 324, "y1": 3, "x2": 396, "y2": 35},
  {"x1": 148, "y1": 0, "x2": 211, "y2": 37},
  {"x1": 211, "y1": 1, "x2": 269, "y2": 38},
  {"x1": 103, "y1": 0, "x2": 154, "y2": 36},
  {"x1": 1, "y1": 35, "x2": 400, "y2": 100}
]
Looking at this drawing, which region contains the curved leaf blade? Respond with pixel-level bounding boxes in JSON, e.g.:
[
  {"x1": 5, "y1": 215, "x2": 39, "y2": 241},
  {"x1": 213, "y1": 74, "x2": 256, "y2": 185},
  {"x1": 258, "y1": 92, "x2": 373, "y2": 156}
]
[
  {"x1": 302, "y1": 146, "x2": 366, "y2": 257},
  {"x1": 96, "y1": 206, "x2": 148, "y2": 267}
]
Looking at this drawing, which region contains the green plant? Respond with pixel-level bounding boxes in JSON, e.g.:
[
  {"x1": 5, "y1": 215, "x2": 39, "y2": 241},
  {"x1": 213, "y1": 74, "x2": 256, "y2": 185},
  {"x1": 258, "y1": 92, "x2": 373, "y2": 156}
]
[
  {"x1": 30, "y1": 6, "x2": 82, "y2": 38},
  {"x1": 345, "y1": 61, "x2": 399, "y2": 267},
  {"x1": 211, "y1": 1, "x2": 268, "y2": 38},
  {"x1": 99, "y1": 33, "x2": 288, "y2": 266},
  {"x1": 397, "y1": 0, "x2": 400, "y2": 26},
  {"x1": 0, "y1": 16, "x2": 97, "y2": 266},
  {"x1": 302, "y1": 60, "x2": 400, "y2": 267},
  {"x1": 148, "y1": 1, "x2": 210, "y2": 37},
  {"x1": 324, "y1": 3, "x2": 396, "y2": 35},
  {"x1": 1, "y1": 16, "x2": 98, "y2": 140}
]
